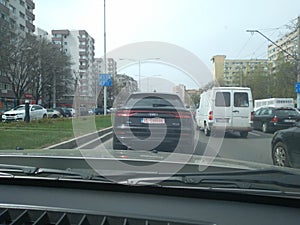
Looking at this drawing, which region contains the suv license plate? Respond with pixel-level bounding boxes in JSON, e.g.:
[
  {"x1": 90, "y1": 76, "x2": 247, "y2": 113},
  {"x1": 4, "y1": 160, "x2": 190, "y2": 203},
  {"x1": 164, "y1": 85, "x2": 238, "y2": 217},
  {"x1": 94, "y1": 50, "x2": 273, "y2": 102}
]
[{"x1": 141, "y1": 118, "x2": 165, "y2": 124}]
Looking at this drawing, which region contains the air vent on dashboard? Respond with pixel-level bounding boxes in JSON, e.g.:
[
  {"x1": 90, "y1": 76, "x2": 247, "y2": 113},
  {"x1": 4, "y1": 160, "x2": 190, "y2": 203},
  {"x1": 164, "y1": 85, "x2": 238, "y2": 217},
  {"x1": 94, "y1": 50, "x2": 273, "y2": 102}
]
[{"x1": 0, "y1": 207, "x2": 206, "y2": 225}]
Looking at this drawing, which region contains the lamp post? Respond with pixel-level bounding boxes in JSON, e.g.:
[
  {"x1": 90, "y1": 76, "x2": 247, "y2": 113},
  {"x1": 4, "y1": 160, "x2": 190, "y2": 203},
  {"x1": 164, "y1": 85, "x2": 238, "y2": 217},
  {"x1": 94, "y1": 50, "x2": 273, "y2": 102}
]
[
  {"x1": 247, "y1": 27, "x2": 300, "y2": 107},
  {"x1": 119, "y1": 58, "x2": 160, "y2": 91}
]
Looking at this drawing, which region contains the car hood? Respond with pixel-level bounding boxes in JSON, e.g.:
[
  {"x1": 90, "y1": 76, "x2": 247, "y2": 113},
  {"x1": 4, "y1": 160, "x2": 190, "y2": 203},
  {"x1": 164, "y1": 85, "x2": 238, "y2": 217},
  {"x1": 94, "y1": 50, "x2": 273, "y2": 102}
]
[
  {"x1": 4, "y1": 109, "x2": 25, "y2": 114},
  {"x1": 0, "y1": 148, "x2": 286, "y2": 174}
]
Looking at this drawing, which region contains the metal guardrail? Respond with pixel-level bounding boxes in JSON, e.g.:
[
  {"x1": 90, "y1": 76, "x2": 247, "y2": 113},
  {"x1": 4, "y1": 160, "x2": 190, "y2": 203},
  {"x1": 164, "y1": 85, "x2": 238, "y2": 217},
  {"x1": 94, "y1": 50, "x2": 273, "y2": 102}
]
[{"x1": 45, "y1": 127, "x2": 113, "y2": 149}]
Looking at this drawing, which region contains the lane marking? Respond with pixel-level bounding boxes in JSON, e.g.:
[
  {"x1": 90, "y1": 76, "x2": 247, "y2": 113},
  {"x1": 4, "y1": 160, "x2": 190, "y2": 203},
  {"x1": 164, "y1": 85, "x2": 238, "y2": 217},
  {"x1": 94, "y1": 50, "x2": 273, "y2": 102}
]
[{"x1": 249, "y1": 131, "x2": 261, "y2": 136}]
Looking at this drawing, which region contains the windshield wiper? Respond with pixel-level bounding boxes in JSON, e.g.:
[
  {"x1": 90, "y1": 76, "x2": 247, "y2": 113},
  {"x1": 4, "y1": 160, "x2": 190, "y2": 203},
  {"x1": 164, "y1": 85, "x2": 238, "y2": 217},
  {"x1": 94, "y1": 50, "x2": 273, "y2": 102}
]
[
  {"x1": 125, "y1": 169, "x2": 300, "y2": 191},
  {"x1": 0, "y1": 164, "x2": 112, "y2": 181}
]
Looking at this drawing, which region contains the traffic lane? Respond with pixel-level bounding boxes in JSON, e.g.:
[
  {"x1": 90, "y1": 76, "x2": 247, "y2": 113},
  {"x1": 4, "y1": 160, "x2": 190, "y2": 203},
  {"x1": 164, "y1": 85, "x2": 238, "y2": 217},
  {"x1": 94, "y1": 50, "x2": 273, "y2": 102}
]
[
  {"x1": 100, "y1": 130, "x2": 274, "y2": 166},
  {"x1": 196, "y1": 130, "x2": 274, "y2": 165}
]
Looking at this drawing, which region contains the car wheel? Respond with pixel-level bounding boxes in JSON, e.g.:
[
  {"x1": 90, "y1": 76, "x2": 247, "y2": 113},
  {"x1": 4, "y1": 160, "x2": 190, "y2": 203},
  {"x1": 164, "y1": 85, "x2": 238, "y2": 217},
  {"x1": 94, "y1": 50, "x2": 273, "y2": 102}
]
[
  {"x1": 43, "y1": 114, "x2": 47, "y2": 119},
  {"x1": 262, "y1": 123, "x2": 269, "y2": 133},
  {"x1": 204, "y1": 124, "x2": 210, "y2": 136},
  {"x1": 240, "y1": 131, "x2": 248, "y2": 138},
  {"x1": 112, "y1": 134, "x2": 127, "y2": 150},
  {"x1": 272, "y1": 142, "x2": 291, "y2": 167},
  {"x1": 52, "y1": 114, "x2": 58, "y2": 118}
]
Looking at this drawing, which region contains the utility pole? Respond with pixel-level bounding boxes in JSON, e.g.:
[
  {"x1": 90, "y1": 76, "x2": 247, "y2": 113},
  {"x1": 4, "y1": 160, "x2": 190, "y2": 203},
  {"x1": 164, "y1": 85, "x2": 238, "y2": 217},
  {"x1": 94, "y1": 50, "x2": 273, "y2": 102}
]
[
  {"x1": 103, "y1": 0, "x2": 107, "y2": 115},
  {"x1": 297, "y1": 16, "x2": 300, "y2": 108}
]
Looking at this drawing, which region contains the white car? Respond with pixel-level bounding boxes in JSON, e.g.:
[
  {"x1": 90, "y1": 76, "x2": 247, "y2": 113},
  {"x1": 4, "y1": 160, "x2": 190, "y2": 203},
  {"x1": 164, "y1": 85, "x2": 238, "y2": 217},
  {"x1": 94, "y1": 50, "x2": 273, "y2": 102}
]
[
  {"x1": 2, "y1": 104, "x2": 47, "y2": 122},
  {"x1": 46, "y1": 109, "x2": 62, "y2": 118}
]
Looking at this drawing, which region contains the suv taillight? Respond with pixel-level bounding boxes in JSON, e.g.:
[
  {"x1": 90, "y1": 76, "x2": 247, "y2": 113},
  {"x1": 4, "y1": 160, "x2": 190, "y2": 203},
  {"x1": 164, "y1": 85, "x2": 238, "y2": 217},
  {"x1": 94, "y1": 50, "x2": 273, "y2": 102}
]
[
  {"x1": 208, "y1": 111, "x2": 213, "y2": 120},
  {"x1": 115, "y1": 110, "x2": 135, "y2": 117},
  {"x1": 175, "y1": 112, "x2": 192, "y2": 119}
]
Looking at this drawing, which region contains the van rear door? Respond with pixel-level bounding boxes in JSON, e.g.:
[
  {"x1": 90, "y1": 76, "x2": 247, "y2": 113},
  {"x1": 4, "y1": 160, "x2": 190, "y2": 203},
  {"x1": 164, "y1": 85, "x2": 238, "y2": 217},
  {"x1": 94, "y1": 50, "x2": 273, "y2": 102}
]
[
  {"x1": 213, "y1": 91, "x2": 232, "y2": 128},
  {"x1": 231, "y1": 91, "x2": 252, "y2": 129}
]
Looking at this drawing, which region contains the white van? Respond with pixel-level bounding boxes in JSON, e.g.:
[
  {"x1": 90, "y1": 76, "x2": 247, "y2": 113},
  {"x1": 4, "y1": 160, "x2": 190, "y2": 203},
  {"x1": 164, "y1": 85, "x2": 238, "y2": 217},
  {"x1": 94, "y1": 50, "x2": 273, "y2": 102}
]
[{"x1": 195, "y1": 87, "x2": 254, "y2": 137}]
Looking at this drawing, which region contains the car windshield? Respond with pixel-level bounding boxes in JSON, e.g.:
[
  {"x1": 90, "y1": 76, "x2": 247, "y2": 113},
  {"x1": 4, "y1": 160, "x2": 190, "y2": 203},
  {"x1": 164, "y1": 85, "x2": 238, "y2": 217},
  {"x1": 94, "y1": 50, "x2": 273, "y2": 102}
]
[
  {"x1": 12, "y1": 106, "x2": 25, "y2": 111},
  {"x1": 2, "y1": 0, "x2": 300, "y2": 209}
]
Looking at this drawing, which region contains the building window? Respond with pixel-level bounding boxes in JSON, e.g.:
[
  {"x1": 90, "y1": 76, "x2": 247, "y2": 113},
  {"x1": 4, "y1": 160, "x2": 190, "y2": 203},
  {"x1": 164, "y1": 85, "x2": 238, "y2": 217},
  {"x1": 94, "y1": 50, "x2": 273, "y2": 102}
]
[
  {"x1": 19, "y1": 24, "x2": 25, "y2": 31},
  {"x1": 0, "y1": 0, "x2": 7, "y2": 6},
  {"x1": 19, "y1": 0, "x2": 25, "y2": 6},
  {"x1": 64, "y1": 42, "x2": 67, "y2": 45},
  {"x1": 19, "y1": 11, "x2": 25, "y2": 19},
  {"x1": 9, "y1": 5, "x2": 16, "y2": 13}
]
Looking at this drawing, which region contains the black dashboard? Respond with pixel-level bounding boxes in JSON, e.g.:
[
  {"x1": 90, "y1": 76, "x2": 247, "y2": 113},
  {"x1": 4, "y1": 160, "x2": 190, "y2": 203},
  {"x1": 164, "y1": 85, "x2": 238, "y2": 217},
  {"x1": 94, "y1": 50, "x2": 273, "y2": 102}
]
[{"x1": 0, "y1": 177, "x2": 300, "y2": 225}]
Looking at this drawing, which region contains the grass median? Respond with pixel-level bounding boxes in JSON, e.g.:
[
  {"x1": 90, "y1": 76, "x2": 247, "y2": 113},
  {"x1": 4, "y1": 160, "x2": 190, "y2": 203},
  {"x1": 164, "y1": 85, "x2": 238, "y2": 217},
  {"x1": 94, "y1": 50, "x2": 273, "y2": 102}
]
[{"x1": 0, "y1": 115, "x2": 112, "y2": 150}]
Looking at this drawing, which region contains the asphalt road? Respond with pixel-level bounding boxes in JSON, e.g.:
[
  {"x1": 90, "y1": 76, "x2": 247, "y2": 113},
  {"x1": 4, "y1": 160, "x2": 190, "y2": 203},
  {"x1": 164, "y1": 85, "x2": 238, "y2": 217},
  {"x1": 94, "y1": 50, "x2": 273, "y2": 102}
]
[
  {"x1": 196, "y1": 130, "x2": 274, "y2": 165},
  {"x1": 100, "y1": 129, "x2": 274, "y2": 166}
]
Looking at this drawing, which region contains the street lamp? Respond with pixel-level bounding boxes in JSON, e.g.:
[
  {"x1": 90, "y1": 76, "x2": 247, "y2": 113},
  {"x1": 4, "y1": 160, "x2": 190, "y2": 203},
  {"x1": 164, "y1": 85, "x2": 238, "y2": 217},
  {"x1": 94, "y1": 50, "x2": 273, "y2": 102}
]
[{"x1": 119, "y1": 58, "x2": 160, "y2": 90}]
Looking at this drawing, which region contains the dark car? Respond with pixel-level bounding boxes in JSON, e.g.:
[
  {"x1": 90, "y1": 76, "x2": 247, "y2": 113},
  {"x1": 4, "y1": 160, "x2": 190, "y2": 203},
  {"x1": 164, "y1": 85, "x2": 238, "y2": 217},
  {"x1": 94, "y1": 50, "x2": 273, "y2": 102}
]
[
  {"x1": 271, "y1": 122, "x2": 300, "y2": 167},
  {"x1": 54, "y1": 107, "x2": 72, "y2": 117},
  {"x1": 253, "y1": 107, "x2": 300, "y2": 133},
  {"x1": 112, "y1": 92, "x2": 197, "y2": 153},
  {"x1": 94, "y1": 107, "x2": 104, "y2": 115}
]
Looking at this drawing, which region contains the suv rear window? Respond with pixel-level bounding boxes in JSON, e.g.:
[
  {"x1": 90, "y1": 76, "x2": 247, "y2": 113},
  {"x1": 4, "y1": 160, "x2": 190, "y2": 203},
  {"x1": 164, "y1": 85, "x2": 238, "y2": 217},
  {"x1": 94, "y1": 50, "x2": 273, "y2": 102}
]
[{"x1": 125, "y1": 95, "x2": 185, "y2": 108}]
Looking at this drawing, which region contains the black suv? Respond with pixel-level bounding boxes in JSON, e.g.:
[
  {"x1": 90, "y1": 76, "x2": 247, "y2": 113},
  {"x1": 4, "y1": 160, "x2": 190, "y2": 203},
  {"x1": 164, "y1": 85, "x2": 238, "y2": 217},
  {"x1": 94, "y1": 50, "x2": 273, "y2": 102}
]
[
  {"x1": 253, "y1": 107, "x2": 300, "y2": 133},
  {"x1": 112, "y1": 92, "x2": 197, "y2": 153}
]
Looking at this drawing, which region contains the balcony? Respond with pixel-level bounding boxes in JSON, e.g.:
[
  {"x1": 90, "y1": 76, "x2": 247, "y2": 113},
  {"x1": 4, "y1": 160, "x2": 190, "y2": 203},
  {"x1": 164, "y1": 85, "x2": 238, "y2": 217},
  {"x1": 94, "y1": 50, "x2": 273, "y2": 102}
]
[
  {"x1": 26, "y1": 9, "x2": 35, "y2": 20},
  {"x1": 52, "y1": 30, "x2": 70, "y2": 35},
  {"x1": 79, "y1": 65, "x2": 88, "y2": 70},
  {"x1": 26, "y1": 21, "x2": 35, "y2": 32},
  {"x1": 26, "y1": 0, "x2": 35, "y2": 9},
  {"x1": 0, "y1": 3, "x2": 9, "y2": 14}
]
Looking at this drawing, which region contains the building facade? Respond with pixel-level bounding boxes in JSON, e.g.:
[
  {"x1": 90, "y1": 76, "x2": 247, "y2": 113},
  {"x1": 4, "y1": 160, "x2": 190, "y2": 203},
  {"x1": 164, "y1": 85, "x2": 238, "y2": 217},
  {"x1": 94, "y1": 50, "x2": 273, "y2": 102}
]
[
  {"x1": 268, "y1": 28, "x2": 298, "y2": 65},
  {"x1": 211, "y1": 55, "x2": 269, "y2": 86},
  {"x1": 0, "y1": 0, "x2": 35, "y2": 35},
  {"x1": 51, "y1": 29, "x2": 95, "y2": 107},
  {"x1": 0, "y1": 0, "x2": 35, "y2": 110}
]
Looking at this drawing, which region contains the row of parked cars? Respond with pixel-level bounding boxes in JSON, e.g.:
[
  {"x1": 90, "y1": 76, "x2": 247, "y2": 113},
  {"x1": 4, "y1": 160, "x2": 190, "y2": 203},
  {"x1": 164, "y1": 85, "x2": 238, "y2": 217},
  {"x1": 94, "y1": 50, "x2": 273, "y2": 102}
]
[{"x1": 0, "y1": 105, "x2": 76, "y2": 122}]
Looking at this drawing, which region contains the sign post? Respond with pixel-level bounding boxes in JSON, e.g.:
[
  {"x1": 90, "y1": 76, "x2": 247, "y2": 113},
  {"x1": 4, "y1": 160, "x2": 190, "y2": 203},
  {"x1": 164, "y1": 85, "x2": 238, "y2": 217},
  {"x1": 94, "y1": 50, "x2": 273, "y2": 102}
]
[{"x1": 99, "y1": 74, "x2": 112, "y2": 115}]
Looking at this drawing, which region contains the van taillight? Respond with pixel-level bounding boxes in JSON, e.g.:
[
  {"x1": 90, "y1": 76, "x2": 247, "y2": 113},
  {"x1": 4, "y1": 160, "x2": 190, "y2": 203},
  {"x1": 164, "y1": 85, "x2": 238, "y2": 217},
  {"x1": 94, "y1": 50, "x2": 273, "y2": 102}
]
[
  {"x1": 208, "y1": 111, "x2": 213, "y2": 120},
  {"x1": 251, "y1": 111, "x2": 254, "y2": 121},
  {"x1": 272, "y1": 117, "x2": 278, "y2": 123}
]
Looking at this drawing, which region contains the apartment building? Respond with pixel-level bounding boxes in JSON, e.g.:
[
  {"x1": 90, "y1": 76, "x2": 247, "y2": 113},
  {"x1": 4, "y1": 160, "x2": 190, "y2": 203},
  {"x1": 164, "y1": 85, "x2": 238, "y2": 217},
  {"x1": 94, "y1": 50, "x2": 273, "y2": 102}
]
[
  {"x1": 51, "y1": 29, "x2": 95, "y2": 107},
  {"x1": 0, "y1": 0, "x2": 35, "y2": 34},
  {"x1": 211, "y1": 55, "x2": 269, "y2": 86},
  {"x1": 268, "y1": 29, "x2": 298, "y2": 64},
  {"x1": 94, "y1": 58, "x2": 117, "y2": 77},
  {"x1": 0, "y1": 0, "x2": 35, "y2": 110}
]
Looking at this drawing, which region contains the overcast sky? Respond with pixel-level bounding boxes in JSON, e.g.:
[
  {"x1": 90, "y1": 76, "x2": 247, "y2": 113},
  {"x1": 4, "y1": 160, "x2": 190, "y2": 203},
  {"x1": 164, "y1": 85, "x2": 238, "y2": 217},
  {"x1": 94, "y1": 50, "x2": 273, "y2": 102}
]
[{"x1": 34, "y1": 0, "x2": 300, "y2": 89}]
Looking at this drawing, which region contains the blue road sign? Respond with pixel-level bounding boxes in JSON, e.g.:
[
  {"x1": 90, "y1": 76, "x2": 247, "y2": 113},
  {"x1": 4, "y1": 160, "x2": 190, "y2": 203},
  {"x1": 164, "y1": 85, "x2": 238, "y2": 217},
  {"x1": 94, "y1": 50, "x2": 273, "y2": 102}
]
[
  {"x1": 99, "y1": 74, "x2": 112, "y2": 87},
  {"x1": 295, "y1": 82, "x2": 300, "y2": 93}
]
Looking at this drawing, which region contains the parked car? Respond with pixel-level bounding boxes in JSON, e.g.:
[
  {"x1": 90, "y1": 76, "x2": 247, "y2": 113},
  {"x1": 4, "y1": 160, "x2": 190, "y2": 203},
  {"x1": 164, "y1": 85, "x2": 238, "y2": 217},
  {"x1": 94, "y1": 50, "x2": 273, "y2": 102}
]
[
  {"x1": 94, "y1": 107, "x2": 104, "y2": 115},
  {"x1": 0, "y1": 109, "x2": 6, "y2": 121},
  {"x1": 253, "y1": 107, "x2": 300, "y2": 133},
  {"x1": 2, "y1": 104, "x2": 47, "y2": 122},
  {"x1": 271, "y1": 122, "x2": 300, "y2": 167},
  {"x1": 112, "y1": 92, "x2": 197, "y2": 153},
  {"x1": 66, "y1": 108, "x2": 75, "y2": 117},
  {"x1": 78, "y1": 107, "x2": 89, "y2": 116},
  {"x1": 54, "y1": 107, "x2": 72, "y2": 117},
  {"x1": 46, "y1": 109, "x2": 62, "y2": 118}
]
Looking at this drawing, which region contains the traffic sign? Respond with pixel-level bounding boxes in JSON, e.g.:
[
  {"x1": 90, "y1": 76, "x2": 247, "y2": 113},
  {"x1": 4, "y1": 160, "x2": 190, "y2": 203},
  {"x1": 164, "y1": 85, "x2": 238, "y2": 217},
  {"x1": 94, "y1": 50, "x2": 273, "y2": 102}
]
[
  {"x1": 99, "y1": 74, "x2": 112, "y2": 87},
  {"x1": 295, "y1": 82, "x2": 300, "y2": 93}
]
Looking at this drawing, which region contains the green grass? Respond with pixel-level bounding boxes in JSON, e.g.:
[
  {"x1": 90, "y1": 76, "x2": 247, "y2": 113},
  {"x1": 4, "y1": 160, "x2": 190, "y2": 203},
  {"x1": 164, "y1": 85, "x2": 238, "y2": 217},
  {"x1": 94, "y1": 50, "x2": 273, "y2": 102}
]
[{"x1": 0, "y1": 115, "x2": 112, "y2": 150}]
